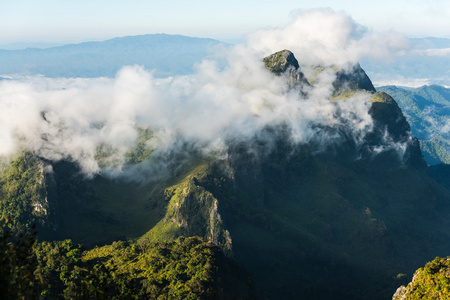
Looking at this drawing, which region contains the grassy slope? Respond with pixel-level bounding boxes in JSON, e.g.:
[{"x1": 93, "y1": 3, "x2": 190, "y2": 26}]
[
  {"x1": 45, "y1": 158, "x2": 210, "y2": 246},
  {"x1": 54, "y1": 176, "x2": 165, "y2": 245},
  {"x1": 140, "y1": 163, "x2": 211, "y2": 244},
  {"x1": 140, "y1": 161, "x2": 233, "y2": 257}
]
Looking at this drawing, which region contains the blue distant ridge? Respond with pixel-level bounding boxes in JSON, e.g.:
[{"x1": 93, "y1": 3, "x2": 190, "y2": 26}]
[{"x1": 0, "y1": 34, "x2": 226, "y2": 78}]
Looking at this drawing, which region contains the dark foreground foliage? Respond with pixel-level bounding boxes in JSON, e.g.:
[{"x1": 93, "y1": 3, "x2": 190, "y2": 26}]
[
  {"x1": 0, "y1": 225, "x2": 252, "y2": 300},
  {"x1": 0, "y1": 219, "x2": 38, "y2": 299}
]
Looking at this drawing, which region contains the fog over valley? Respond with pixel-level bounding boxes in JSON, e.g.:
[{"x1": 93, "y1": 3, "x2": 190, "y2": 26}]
[{"x1": 0, "y1": 10, "x2": 411, "y2": 178}]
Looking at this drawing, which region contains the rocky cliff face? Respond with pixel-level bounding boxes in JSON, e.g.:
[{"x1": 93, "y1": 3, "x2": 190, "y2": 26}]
[
  {"x1": 263, "y1": 49, "x2": 310, "y2": 90},
  {"x1": 141, "y1": 163, "x2": 233, "y2": 256},
  {"x1": 0, "y1": 153, "x2": 52, "y2": 232}
]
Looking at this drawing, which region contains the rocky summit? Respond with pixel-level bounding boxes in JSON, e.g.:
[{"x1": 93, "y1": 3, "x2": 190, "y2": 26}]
[{"x1": 263, "y1": 49, "x2": 310, "y2": 88}]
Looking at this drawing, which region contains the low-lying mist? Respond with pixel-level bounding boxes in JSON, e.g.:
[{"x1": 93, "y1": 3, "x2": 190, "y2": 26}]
[{"x1": 0, "y1": 9, "x2": 411, "y2": 180}]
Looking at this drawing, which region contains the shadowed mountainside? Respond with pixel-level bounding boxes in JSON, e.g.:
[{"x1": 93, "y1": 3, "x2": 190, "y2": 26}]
[
  {"x1": 378, "y1": 85, "x2": 450, "y2": 165},
  {"x1": 2, "y1": 50, "x2": 450, "y2": 299}
]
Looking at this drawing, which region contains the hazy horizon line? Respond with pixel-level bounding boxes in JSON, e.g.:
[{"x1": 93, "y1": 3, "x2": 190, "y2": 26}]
[{"x1": 2, "y1": 32, "x2": 450, "y2": 51}]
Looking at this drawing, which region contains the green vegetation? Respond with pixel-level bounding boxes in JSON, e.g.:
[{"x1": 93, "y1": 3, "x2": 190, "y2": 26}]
[
  {"x1": 0, "y1": 153, "x2": 48, "y2": 232},
  {"x1": 263, "y1": 49, "x2": 300, "y2": 75},
  {"x1": 137, "y1": 134, "x2": 436, "y2": 299},
  {"x1": 34, "y1": 239, "x2": 84, "y2": 299},
  {"x1": 422, "y1": 137, "x2": 450, "y2": 165},
  {"x1": 330, "y1": 90, "x2": 394, "y2": 102},
  {"x1": 141, "y1": 163, "x2": 233, "y2": 255},
  {"x1": 377, "y1": 85, "x2": 450, "y2": 165},
  {"x1": 32, "y1": 236, "x2": 246, "y2": 299},
  {"x1": 302, "y1": 63, "x2": 376, "y2": 98},
  {"x1": 48, "y1": 159, "x2": 168, "y2": 245},
  {"x1": 263, "y1": 49, "x2": 310, "y2": 88},
  {"x1": 0, "y1": 224, "x2": 251, "y2": 300},
  {"x1": 125, "y1": 127, "x2": 154, "y2": 164},
  {"x1": 95, "y1": 127, "x2": 153, "y2": 168},
  {"x1": 301, "y1": 65, "x2": 339, "y2": 86},
  {"x1": 0, "y1": 218, "x2": 37, "y2": 299},
  {"x1": 393, "y1": 257, "x2": 450, "y2": 299},
  {"x1": 371, "y1": 91, "x2": 395, "y2": 104},
  {"x1": 94, "y1": 143, "x2": 121, "y2": 169},
  {"x1": 332, "y1": 63, "x2": 376, "y2": 92}
]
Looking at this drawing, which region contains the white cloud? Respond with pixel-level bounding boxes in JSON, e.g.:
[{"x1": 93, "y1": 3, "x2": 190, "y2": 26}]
[
  {"x1": 412, "y1": 48, "x2": 450, "y2": 57},
  {"x1": 247, "y1": 8, "x2": 408, "y2": 67},
  {"x1": 0, "y1": 9, "x2": 409, "y2": 178}
]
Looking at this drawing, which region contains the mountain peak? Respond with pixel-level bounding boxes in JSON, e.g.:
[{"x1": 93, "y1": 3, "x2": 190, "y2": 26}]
[
  {"x1": 263, "y1": 50, "x2": 310, "y2": 88},
  {"x1": 333, "y1": 63, "x2": 376, "y2": 92},
  {"x1": 263, "y1": 49, "x2": 299, "y2": 74}
]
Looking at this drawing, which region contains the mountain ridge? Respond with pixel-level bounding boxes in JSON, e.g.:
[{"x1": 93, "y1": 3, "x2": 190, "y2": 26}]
[
  {"x1": 0, "y1": 34, "x2": 226, "y2": 78},
  {"x1": 377, "y1": 84, "x2": 450, "y2": 165},
  {"x1": 2, "y1": 34, "x2": 450, "y2": 86},
  {"x1": 1, "y1": 50, "x2": 450, "y2": 299}
]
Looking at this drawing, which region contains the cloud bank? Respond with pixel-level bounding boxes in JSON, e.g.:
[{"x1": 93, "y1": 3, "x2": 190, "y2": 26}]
[
  {"x1": 0, "y1": 9, "x2": 408, "y2": 178},
  {"x1": 247, "y1": 8, "x2": 408, "y2": 67}
]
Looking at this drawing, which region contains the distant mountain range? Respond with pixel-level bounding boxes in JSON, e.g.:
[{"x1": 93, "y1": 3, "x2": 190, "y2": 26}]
[
  {"x1": 0, "y1": 41, "x2": 66, "y2": 50},
  {"x1": 1, "y1": 34, "x2": 450, "y2": 87},
  {"x1": 0, "y1": 34, "x2": 225, "y2": 78},
  {"x1": 377, "y1": 85, "x2": 450, "y2": 165},
  {"x1": 362, "y1": 37, "x2": 450, "y2": 87}
]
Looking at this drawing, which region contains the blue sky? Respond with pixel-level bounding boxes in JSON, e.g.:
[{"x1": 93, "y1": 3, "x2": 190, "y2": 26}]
[{"x1": 1, "y1": 0, "x2": 450, "y2": 45}]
